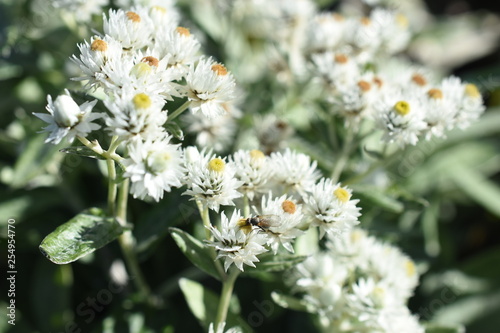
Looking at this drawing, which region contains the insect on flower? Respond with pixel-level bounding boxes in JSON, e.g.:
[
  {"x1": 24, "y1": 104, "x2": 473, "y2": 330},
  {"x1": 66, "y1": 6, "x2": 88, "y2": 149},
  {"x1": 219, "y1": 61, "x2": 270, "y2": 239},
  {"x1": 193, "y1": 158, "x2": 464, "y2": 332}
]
[{"x1": 238, "y1": 214, "x2": 281, "y2": 233}]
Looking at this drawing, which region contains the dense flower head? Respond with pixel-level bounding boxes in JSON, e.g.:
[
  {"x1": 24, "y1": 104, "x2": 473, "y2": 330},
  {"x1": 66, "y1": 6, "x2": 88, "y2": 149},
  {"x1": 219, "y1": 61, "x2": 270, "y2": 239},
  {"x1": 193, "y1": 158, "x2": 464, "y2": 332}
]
[
  {"x1": 230, "y1": 149, "x2": 275, "y2": 200},
  {"x1": 206, "y1": 210, "x2": 268, "y2": 272},
  {"x1": 288, "y1": 228, "x2": 422, "y2": 332},
  {"x1": 182, "y1": 146, "x2": 243, "y2": 212},
  {"x1": 123, "y1": 134, "x2": 184, "y2": 201},
  {"x1": 303, "y1": 178, "x2": 361, "y2": 238}
]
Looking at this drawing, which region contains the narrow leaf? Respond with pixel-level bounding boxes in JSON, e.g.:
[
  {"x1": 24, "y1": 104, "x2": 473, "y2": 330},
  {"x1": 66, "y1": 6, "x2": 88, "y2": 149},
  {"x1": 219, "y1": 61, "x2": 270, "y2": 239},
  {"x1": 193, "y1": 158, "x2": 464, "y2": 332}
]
[
  {"x1": 424, "y1": 323, "x2": 465, "y2": 333},
  {"x1": 351, "y1": 185, "x2": 404, "y2": 213},
  {"x1": 165, "y1": 122, "x2": 184, "y2": 140},
  {"x1": 246, "y1": 253, "x2": 308, "y2": 273},
  {"x1": 271, "y1": 291, "x2": 316, "y2": 313},
  {"x1": 169, "y1": 227, "x2": 221, "y2": 280},
  {"x1": 59, "y1": 146, "x2": 105, "y2": 160},
  {"x1": 451, "y1": 166, "x2": 500, "y2": 218},
  {"x1": 39, "y1": 207, "x2": 124, "y2": 264}
]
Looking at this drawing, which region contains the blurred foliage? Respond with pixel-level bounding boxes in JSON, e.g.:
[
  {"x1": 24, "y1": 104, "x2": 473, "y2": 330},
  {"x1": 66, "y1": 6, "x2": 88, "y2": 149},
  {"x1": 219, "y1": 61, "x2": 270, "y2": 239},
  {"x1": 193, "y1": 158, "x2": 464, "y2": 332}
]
[{"x1": 0, "y1": 0, "x2": 499, "y2": 332}]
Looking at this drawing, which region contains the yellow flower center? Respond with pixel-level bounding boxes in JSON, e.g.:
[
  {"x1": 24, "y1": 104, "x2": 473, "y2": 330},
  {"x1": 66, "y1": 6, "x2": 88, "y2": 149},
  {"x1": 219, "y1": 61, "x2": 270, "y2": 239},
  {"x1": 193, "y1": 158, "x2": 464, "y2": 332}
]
[
  {"x1": 282, "y1": 200, "x2": 297, "y2": 214},
  {"x1": 465, "y1": 84, "x2": 480, "y2": 98},
  {"x1": 130, "y1": 62, "x2": 152, "y2": 78},
  {"x1": 208, "y1": 158, "x2": 225, "y2": 172},
  {"x1": 250, "y1": 149, "x2": 265, "y2": 160},
  {"x1": 133, "y1": 93, "x2": 152, "y2": 109},
  {"x1": 211, "y1": 64, "x2": 228, "y2": 76},
  {"x1": 91, "y1": 39, "x2": 108, "y2": 52},
  {"x1": 176, "y1": 26, "x2": 191, "y2": 37},
  {"x1": 396, "y1": 14, "x2": 409, "y2": 28},
  {"x1": 141, "y1": 56, "x2": 159, "y2": 67},
  {"x1": 126, "y1": 11, "x2": 141, "y2": 23},
  {"x1": 334, "y1": 187, "x2": 350, "y2": 203},
  {"x1": 394, "y1": 101, "x2": 410, "y2": 116},
  {"x1": 405, "y1": 260, "x2": 416, "y2": 277},
  {"x1": 427, "y1": 88, "x2": 443, "y2": 99}
]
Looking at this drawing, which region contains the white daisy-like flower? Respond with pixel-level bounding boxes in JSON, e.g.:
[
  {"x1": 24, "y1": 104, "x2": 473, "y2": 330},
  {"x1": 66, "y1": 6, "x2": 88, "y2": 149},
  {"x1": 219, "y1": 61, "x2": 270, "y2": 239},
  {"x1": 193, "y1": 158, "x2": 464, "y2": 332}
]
[
  {"x1": 182, "y1": 146, "x2": 243, "y2": 212},
  {"x1": 373, "y1": 89, "x2": 427, "y2": 146},
  {"x1": 269, "y1": 148, "x2": 321, "y2": 196},
  {"x1": 230, "y1": 149, "x2": 275, "y2": 200},
  {"x1": 123, "y1": 134, "x2": 184, "y2": 201},
  {"x1": 311, "y1": 51, "x2": 361, "y2": 89},
  {"x1": 71, "y1": 35, "x2": 124, "y2": 90},
  {"x1": 253, "y1": 194, "x2": 304, "y2": 254},
  {"x1": 303, "y1": 178, "x2": 361, "y2": 239},
  {"x1": 420, "y1": 87, "x2": 457, "y2": 140},
  {"x1": 34, "y1": 90, "x2": 101, "y2": 144},
  {"x1": 345, "y1": 16, "x2": 382, "y2": 57},
  {"x1": 305, "y1": 12, "x2": 346, "y2": 54},
  {"x1": 152, "y1": 26, "x2": 201, "y2": 80},
  {"x1": 371, "y1": 9, "x2": 411, "y2": 55},
  {"x1": 182, "y1": 103, "x2": 239, "y2": 152},
  {"x1": 441, "y1": 77, "x2": 485, "y2": 130},
  {"x1": 103, "y1": 7, "x2": 154, "y2": 50},
  {"x1": 206, "y1": 210, "x2": 268, "y2": 272},
  {"x1": 100, "y1": 51, "x2": 179, "y2": 99},
  {"x1": 50, "y1": 0, "x2": 108, "y2": 23},
  {"x1": 104, "y1": 89, "x2": 167, "y2": 141},
  {"x1": 183, "y1": 57, "x2": 236, "y2": 118}
]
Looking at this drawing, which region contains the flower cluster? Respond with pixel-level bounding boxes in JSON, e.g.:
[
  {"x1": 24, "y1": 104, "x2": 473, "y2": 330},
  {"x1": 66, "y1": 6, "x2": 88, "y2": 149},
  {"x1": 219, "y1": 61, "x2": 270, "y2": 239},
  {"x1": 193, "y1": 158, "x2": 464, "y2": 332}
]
[{"x1": 288, "y1": 228, "x2": 422, "y2": 332}]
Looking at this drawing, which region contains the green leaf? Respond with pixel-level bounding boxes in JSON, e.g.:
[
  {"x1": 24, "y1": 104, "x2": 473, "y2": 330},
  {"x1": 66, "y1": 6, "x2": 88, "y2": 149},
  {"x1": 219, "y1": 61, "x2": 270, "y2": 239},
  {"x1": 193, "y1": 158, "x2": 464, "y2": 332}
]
[
  {"x1": 169, "y1": 227, "x2": 221, "y2": 280},
  {"x1": 271, "y1": 291, "x2": 316, "y2": 313},
  {"x1": 450, "y1": 166, "x2": 500, "y2": 218},
  {"x1": 351, "y1": 185, "x2": 404, "y2": 213},
  {"x1": 178, "y1": 278, "x2": 252, "y2": 332},
  {"x1": 363, "y1": 145, "x2": 384, "y2": 160},
  {"x1": 59, "y1": 146, "x2": 105, "y2": 160},
  {"x1": 424, "y1": 323, "x2": 465, "y2": 333},
  {"x1": 164, "y1": 121, "x2": 184, "y2": 141},
  {"x1": 247, "y1": 253, "x2": 308, "y2": 273},
  {"x1": 39, "y1": 207, "x2": 124, "y2": 264}
]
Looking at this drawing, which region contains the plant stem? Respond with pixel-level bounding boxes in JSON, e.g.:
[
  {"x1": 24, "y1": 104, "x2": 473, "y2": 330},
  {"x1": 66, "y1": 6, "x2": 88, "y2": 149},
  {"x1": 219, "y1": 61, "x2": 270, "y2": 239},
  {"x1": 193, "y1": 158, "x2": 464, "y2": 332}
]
[
  {"x1": 215, "y1": 269, "x2": 240, "y2": 331},
  {"x1": 243, "y1": 195, "x2": 250, "y2": 217},
  {"x1": 116, "y1": 179, "x2": 152, "y2": 300},
  {"x1": 330, "y1": 128, "x2": 355, "y2": 183},
  {"x1": 168, "y1": 100, "x2": 191, "y2": 121}
]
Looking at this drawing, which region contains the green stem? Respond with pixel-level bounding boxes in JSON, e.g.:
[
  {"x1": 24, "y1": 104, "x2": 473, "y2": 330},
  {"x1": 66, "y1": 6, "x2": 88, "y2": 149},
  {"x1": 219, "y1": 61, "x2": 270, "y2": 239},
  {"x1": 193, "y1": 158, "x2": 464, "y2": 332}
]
[
  {"x1": 168, "y1": 100, "x2": 191, "y2": 121},
  {"x1": 243, "y1": 195, "x2": 250, "y2": 217},
  {"x1": 106, "y1": 158, "x2": 117, "y2": 216},
  {"x1": 343, "y1": 148, "x2": 400, "y2": 185},
  {"x1": 330, "y1": 128, "x2": 355, "y2": 183},
  {"x1": 215, "y1": 269, "x2": 240, "y2": 331},
  {"x1": 196, "y1": 199, "x2": 226, "y2": 279},
  {"x1": 116, "y1": 179, "x2": 152, "y2": 300}
]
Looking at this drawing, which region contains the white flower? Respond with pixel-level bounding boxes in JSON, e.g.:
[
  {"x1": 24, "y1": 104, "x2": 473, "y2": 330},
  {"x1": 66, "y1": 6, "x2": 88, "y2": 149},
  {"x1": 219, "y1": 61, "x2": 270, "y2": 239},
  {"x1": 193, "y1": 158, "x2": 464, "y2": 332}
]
[
  {"x1": 441, "y1": 77, "x2": 485, "y2": 129},
  {"x1": 104, "y1": 89, "x2": 167, "y2": 141},
  {"x1": 206, "y1": 210, "x2": 268, "y2": 272},
  {"x1": 420, "y1": 86, "x2": 457, "y2": 140},
  {"x1": 303, "y1": 178, "x2": 361, "y2": 239},
  {"x1": 71, "y1": 35, "x2": 124, "y2": 90},
  {"x1": 370, "y1": 9, "x2": 411, "y2": 55},
  {"x1": 50, "y1": 0, "x2": 108, "y2": 23},
  {"x1": 152, "y1": 26, "x2": 201, "y2": 79},
  {"x1": 305, "y1": 12, "x2": 346, "y2": 54},
  {"x1": 254, "y1": 194, "x2": 304, "y2": 254},
  {"x1": 269, "y1": 148, "x2": 321, "y2": 196},
  {"x1": 182, "y1": 147, "x2": 243, "y2": 212},
  {"x1": 103, "y1": 7, "x2": 154, "y2": 50},
  {"x1": 230, "y1": 149, "x2": 275, "y2": 200},
  {"x1": 182, "y1": 106, "x2": 239, "y2": 152},
  {"x1": 123, "y1": 135, "x2": 184, "y2": 201},
  {"x1": 311, "y1": 51, "x2": 361, "y2": 89},
  {"x1": 34, "y1": 90, "x2": 101, "y2": 144},
  {"x1": 373, "y1": 89, "x2": 427, "y2": 146},
  {"x1": 183, "y1": 58, "x2": 236, "y2": 118}
]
